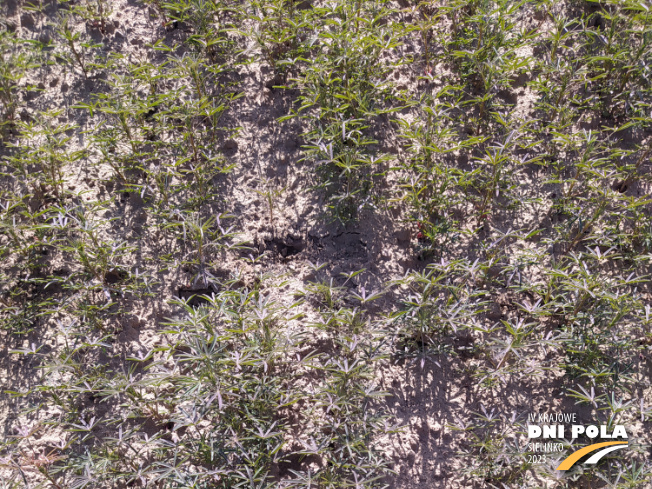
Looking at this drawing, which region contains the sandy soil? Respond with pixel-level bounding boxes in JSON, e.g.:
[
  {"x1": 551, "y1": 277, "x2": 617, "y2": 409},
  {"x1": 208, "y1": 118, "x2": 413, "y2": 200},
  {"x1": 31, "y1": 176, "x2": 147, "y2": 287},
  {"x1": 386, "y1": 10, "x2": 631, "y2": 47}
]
[{"x1": 2, "y1": 0, "x2": 652, "y2": 488}]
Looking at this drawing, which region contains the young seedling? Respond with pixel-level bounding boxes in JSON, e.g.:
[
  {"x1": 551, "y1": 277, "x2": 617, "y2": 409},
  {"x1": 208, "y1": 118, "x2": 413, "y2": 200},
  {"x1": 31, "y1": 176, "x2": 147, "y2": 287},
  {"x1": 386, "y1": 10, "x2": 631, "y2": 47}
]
[{"x1": 254, "y1": 178, "x2": 285, "y2": 225}]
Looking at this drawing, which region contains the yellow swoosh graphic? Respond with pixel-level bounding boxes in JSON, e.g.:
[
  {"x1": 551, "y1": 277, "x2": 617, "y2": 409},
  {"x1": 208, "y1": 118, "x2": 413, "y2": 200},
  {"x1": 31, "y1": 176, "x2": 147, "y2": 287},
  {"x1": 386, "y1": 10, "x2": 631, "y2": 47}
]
[{"x1": 556, "y1": 441, "x2": 628, "y2": 471}]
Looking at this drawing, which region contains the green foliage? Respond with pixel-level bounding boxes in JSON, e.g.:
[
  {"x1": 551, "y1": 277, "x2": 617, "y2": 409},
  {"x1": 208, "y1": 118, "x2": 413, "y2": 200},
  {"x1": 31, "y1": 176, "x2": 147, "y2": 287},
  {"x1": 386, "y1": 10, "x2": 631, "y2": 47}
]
[{"x1": 3, "y1": 0, "x2": 652, "y2": 487}]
